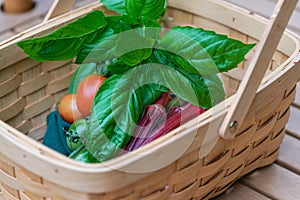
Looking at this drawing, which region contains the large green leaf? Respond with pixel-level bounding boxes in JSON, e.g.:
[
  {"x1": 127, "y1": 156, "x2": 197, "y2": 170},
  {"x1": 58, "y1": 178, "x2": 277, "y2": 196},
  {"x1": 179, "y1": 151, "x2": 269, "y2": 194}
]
[
  {"x1": 125, "y1": 0, "x2": 166, "y2": 21},
  {"x1": 101, "y1": 0, "x2": 126, "y2": 14},
  {"x1": 107, "y1": 58, "x2": 133, "y2": 74},
  {"x1": 17, "y1": 10, "x2": 108, "y2": 61},
  {"x1": 76, "y1": 27, "x2": 118, "y2": 64},
  {"x1": 160, "y1": 26, "x2": 255, "y2": 74},
  {"x1": 106, "y1": 15, "x2": 139, "y2": 33},
  {"x1": 114, "y1": 28, "x2": 155, "y2": 66},
  {"x1": 86, "y1": 73, "x2": 166, "y2": 161},
  {"x1": 149, "y1": 50, "x2": 225, "y2": 108},
  {"x1": 76, "y1": 15, "x2": 140, "y2": 64},
  {"x1": 77, "y1": 27, "x2": 155, "y2": 66}
]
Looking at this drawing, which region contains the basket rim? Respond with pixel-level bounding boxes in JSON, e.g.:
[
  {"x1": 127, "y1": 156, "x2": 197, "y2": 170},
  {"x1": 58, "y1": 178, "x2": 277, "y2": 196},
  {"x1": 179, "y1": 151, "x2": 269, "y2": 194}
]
[{"x1": 0, "y1": 0, "x2": 300, "y2": 194}]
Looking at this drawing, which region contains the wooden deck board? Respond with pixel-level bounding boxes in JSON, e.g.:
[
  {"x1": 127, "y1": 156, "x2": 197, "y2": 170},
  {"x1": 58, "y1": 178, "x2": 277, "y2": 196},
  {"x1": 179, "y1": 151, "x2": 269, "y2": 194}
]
[
  {"x1": 241, "y1": 164, "x2": 300, "y2": 200},
  {"x1": 212, "y1": 183, "x2": 271, "y2": 200},
  {"x1": 277, "y1": 135, "x2": 300, "y2": 175},
  {"x1": 286, "y1": 106, "x2": 300, "y2": 139},
  {"x1": 292, "y1": 83, "x2": 300, "y2": 108}
]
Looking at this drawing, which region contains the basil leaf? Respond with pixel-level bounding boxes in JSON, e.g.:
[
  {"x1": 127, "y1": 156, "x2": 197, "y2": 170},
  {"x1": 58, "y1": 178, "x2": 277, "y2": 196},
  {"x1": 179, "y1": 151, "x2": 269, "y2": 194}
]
[
  {"x1": 125, "y1": 0, "x2": 166, "y2": 21},
  {"x1": 115, "y1": 29, "x2": 155, "y2": 66},
  {"x1": 78, "y1": 28, "x2": 155, "y2": 66},
  {"x1": 17, "y1": 10, "x2": 108, "y2": 61},
  {"x1": 101, "y1": 0, "x2": 126, "y2": 14},
  {"x1": 86, "y1": 73, "x2": 166, "y2": 161},
  {"x1": 118, "y1": 49, "x2": 153, "y2": 66},
  {"x1": 76, "y1": 15, "x2": 140, "y2": 64},
  {"x1": 150, "y1": 50, "x2": 225, "y2": 107},
  {"x1": 178, "y1": 70, "x2": 225, "y2": 108},
  {"x1": 76, "y1": 27, "x2": 118, "y2": 64},
  {"x1": 140, "y1": 19, "x2": 162, "y2": 40},
  {"x1": 107, "y1": 58, "x2": 133, "y2": 74},
  {"x1": 160, "y1": 26, "x2": 255, "y2": 74},
  {"x1": 106, "y1": 15, "x2": 139, "y2": 33},
  {"x1": 68, "y1": 63, "x2": 97, "y2": 94}
]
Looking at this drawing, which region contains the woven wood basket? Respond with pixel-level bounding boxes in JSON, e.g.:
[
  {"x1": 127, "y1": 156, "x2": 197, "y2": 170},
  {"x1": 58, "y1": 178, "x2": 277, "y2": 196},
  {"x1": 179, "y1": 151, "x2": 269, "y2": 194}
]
[{"x1": 0, "y1": 0, "x2": 300, "y2": 199}]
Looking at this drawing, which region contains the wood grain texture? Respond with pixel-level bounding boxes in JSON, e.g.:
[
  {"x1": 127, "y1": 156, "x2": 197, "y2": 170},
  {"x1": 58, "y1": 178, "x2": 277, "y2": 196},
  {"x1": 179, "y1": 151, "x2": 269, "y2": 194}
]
[
  {"x1": 277, "y1": 135, "x2": 300, "y2": 174},
  {"x1": 286, "y1": 106, "x2": 300, "y2": 139},
  {"x1": 293, "y1": 83, "x2": 300, "y2": 107},
  {"x1": 241, "y1": 164, "x2": 300, "y2": 200},
  {"x1": 212, "y1": 183, "x2": 271, "y2": 200}
]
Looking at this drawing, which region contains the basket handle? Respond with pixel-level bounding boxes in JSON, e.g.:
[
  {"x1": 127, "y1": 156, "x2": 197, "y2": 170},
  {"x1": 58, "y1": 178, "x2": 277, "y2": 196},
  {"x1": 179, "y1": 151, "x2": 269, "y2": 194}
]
[
  {"x1": 219, "y1": 0, "x2": 298, "y2": 140},
  {"x1": 43, "y1": 0, "x2": 75, "y2": 22}
]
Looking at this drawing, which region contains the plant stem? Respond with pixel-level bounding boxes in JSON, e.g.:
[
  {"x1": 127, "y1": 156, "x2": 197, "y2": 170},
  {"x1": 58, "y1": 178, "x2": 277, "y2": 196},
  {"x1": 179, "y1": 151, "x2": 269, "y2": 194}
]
[
  {"x1": 139, "y1": 103, "x2": 205, "y2": 147},
  {"x1": 124, "y1": 92, "x2": 171, "y2": 152}
]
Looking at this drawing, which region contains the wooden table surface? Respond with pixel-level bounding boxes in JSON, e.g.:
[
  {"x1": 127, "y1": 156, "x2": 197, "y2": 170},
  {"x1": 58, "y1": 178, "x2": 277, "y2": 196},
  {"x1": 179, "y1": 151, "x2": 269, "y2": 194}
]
[{"x1": 0, "y1": 0, "x2": 299, "y2": 199}]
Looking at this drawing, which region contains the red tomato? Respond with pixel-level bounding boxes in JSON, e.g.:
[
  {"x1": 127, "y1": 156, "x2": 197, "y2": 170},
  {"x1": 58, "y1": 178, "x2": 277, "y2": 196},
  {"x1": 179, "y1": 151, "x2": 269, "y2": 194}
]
[
  {"x1": 57, "y1": 94, "x2": 84, "y2": 123},
  {"x1": 76, "y1": 74, "x2": 106, "y2": 115}
]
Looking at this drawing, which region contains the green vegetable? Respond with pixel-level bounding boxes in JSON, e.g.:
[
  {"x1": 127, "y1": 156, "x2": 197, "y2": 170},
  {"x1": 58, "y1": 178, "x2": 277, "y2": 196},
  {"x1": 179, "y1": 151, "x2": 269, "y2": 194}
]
[{"x1": 65, "y1": 119, "x2": 88, "y2": 151}]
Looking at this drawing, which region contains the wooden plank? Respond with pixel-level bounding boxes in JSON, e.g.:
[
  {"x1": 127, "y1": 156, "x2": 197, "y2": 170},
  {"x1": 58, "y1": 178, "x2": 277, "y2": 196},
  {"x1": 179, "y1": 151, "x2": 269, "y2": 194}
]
[
  {"x1": 213, "y1": 183, "x2": 271, "y2": 200},
  {"x1": 277, "y1": 135, "x2": 300, "y2": 175},
  {"x1": 241, "y1": 164, "x2": 300, "y2": 200},
  {"x1": 285, "y1": 105, "x2": 300, "y2": 139}
]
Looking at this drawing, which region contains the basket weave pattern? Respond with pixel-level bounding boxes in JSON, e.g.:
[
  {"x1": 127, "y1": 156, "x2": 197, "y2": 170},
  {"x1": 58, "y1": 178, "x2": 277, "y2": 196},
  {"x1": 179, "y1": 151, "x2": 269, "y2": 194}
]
[{"x1": 0, "y1": 1, "x2": 299, "y2": 200}]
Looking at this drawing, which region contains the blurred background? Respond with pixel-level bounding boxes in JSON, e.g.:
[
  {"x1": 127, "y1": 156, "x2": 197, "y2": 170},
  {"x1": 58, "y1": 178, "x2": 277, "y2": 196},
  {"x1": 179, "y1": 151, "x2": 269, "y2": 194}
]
[
  {"x1": 0, "y1": 0, "x2": 94, "y2": 42},
  {"x1": 0, "y1": 0, "x2": 299, "y2": 43},
  {"x1": 226, "y1": 0, "x2": 300, "y2": 35}
]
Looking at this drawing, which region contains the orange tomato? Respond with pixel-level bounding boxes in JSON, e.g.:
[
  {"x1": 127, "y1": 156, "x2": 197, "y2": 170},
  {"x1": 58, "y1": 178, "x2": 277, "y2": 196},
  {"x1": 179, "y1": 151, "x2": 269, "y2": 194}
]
[
  {"x1": 76, "y1": 74, "x2": 106, "y2": 115},
  {"x1": 57, "y1": 94, "x2": 85, "y2": 123}
]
